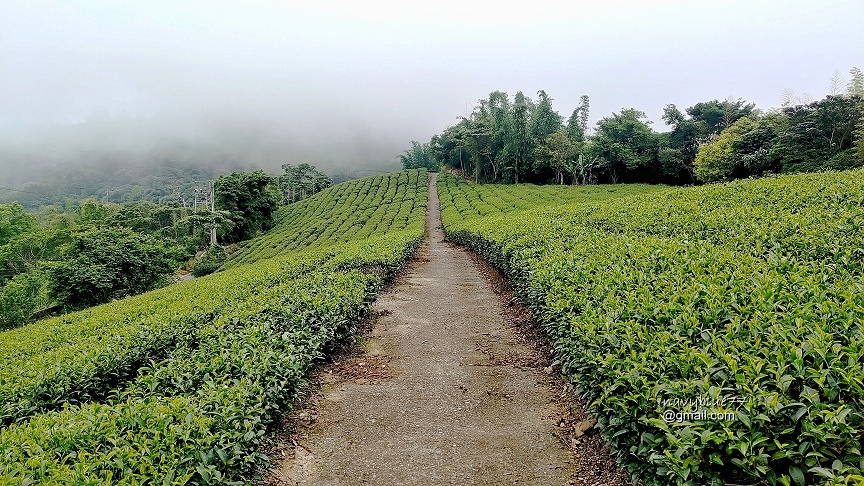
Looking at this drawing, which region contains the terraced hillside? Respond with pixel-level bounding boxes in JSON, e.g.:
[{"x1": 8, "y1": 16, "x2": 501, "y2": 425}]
[
  {"x1": 439, "y1": 171, "x2": 864, "y2": 486},
  {"x1": 0, "y1": 169, "x2": 427, "y2": 485},
  {"x1": 224, "y1": 169, "x2": 427, "y2": 269}
]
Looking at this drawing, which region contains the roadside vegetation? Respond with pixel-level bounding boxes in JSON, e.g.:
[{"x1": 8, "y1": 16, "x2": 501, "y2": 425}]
[
  {"x1": 439, "y1": 171, "x2": 864, "y2": 485},
  {"x1": 0, "y1": 169, "x2": 426, "y2": 484}
]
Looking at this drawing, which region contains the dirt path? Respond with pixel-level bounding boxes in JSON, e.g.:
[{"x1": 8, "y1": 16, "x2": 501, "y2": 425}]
[{"x1": 268, "y1": 173, "x2": 624, "y2": 485}]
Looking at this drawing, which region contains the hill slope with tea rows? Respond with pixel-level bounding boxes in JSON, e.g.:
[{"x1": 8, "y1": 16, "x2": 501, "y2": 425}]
[
  {"x1": 439, "y1": 171, "x2": 864, "y2": 486},
  {"x1": 224, "y1": 169, "x2": 427, "y2": 269},
  {"x1": 0, "y1": 169, "x2": 427, "y2": 485}
]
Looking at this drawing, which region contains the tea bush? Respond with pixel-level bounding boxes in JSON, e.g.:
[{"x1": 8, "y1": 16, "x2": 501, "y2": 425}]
[{"x1": 439, "y1": 171, "x2": 864, "y2": 485}]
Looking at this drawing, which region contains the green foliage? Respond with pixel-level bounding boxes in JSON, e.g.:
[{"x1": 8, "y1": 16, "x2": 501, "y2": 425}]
[
  {"x1": 0, "y1": 170, "x2": 427, "y2": 484},
  {"x1": 191, "y1": 245, "x2": 226, "y2": 277},
  {"x1": 0, "y1": 204, "x2": 34, "y2": 247},
  {"x1": 694, "y1": 136, "x2": 736, "y2": 182},
  {"x1": 408, "y1": 91, "x2": 768, "y2": 185},
  {"x1": 824, "y1": 149, "x2": 864, "y2": 172},
  {"x1": 848, "y1": 67, "x2": 864, "y2": 98},
  {"x1": 438, "y1": 170, "x2": 864, "y2": 485},
  {"x1": 591, "y1": 108, "x2": 660, "y2": 182},
  {"x1": 685, "y1": 98, "x2": 755, "y2": 136},
  {"x1": 48, "y1": 227, "x2": 179, "y2": 309},
  {"x1": 694, "y1": 117, "x2": 761, "y2": 182},
  {"x1": 417, "y1": 90, "x2": 566, "y2": 184},
  {"x1": 223, "y1": 170, "x2": 428, "y2": 269},
  {"x1": 400, "y1": 141, "x2": 440, "y2": 171},
  {"x1": 566, "y1": 95, "x2": 590, "y2": 142},
  {"x1": 773, "y1": 95, "x2": 864, "y2": 174},
  {"x1": 214, "y1": 170, "x2": 278, "y2": 243},
  {"x1": 279, "y1": 163, "x2": 332, "y2": 204},
  {"x1": 694, "y1": 96, "x2": 864, "y2": 182},
  {"x1": 0, "y1": 229, "x2": 68, "y2": 284},
  {"x1": 529, "y1": 90, "x2": 563, "y2": 151},
  {"x1": 0, "y1": 266, "x2": 375, "y2": 484},
  {"x1": 535, "y1": 129, "x2": 578, "y2": 185},
  {"x1": 0, "y1": 198, "x2": 217, "y2": 326},
  {"x1": 409, "y1": 88, "x2": 864, "y2": 186},
  {"x1": 0, "y1": 271, "x2": 45, "y2": 330},
  {"x1": 857, "y1": 125, "x2": 864, "y2": 163}
]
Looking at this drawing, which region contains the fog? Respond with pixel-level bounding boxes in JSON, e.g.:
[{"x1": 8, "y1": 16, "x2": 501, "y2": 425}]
[{"x1": 1, "y1": 1, "x2": 862, "y2": 190}]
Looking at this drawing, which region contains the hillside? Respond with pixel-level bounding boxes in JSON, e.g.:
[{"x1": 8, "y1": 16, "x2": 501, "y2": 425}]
[
  {"x1": 0, "y1": 169, "x2": 427, "y2": 484},
  {"x1": 223, "y1": 169, "x2": 427, "y2": 269},
  {"x1": 3, "y1": 166, "x2": 863, "y2": 485},
  {"x1": 439, "y1": 170, "x2": 864, "y2": 485}
]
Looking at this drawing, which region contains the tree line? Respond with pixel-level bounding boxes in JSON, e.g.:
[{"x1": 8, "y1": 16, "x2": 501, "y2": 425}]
[
  {"x1": 401, "y1": 68, "x2": 864, "y2": 185},
  {"x1": 0, "y1": 163, "x2": 331, "y2": 329}
]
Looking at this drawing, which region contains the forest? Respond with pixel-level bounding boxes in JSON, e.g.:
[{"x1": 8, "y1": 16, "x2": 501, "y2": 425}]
[{"x1": 401, "y1": 68, "x2": 864, "y2": 185}]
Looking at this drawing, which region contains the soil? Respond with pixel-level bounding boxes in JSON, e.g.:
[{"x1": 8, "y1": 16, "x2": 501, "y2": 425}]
[{"x1": 264, "y1": 172, "x2": 632, "y2": 486}]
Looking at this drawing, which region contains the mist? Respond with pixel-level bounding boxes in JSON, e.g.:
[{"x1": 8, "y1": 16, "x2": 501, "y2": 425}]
[{"x1": 2, "y1": 1, "x2": 862, "y2": 195}]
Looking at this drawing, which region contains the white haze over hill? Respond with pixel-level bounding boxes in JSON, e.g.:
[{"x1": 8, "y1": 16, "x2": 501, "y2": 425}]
[{"x1": 1, "y1": 0, "x2": 862, "y2": 185}]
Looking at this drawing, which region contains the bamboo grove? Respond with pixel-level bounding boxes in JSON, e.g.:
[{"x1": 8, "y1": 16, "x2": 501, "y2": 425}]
[{"x1": 402, "y1": 72, "x2": 864, "y2": 186}]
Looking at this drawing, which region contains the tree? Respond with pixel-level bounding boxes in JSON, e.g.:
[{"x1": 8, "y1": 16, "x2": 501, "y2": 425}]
[
  {"x1": 191, "y1": 244, "x2": 227, "y2": 277},
  {"x1": 686, "y1": 98, "x2": 755, "y2": 136},
  {"x1": 694, "y1": 117, "x2": 761, "y2": 182},
  {"x1": 0, "y1": 229, "x2": 69, "y2": 285},
  {"x1": 437, "y1": 120, "x2": 472, "y2": 175},
  {"x1": 486, "y1": 91, "x2": 513, "y2": 182},
  {"x1": 535, "y1": 130, "x2": 575, "y2": 185},
  {"x1": 660, "y1": 104, "x2": 701, "y2": 183},
  {"x1": 215, "y1": 170, "x2": 278, "y2": 243},
  {"x1": 530, "y1": 90, "x2": 563, "y2": 143},
  {"x1": 462, "y1": 114, "x2": 492, "y2": 182},
  {"x1": 830, "y1": 70, "x2": 846, "y2": 96},
  {"x1": 770, "y1": 95, "x2": 864, "y2": 173},
  {"x1": 279, "y1": 164, "x2": 332, "y2": 204},
  {"x1": 566, "y1": 95, "x2": 590, "y2": 143},
  {"x1": 399, "y1": 141, "x2": 432, "y2": 170},
  {"x1": 591, "y1": 109, "x2": 660, "y2": 183},
  {"x1": 731, "y1": 114, "x2": 782, "y2": 175},
  {"x1": 0, "y1": 271, "x2": 45, "y2": 330},
  {"x1": 0, "y1": 203, "x2": 35, "y2": 246},
  {"x1": 659, "y1": 98, "x2": 756, "y2": 184},
  {"x1": 847, "y1": 67, "x2": 864, "y2": 98},
  {"x1": 509, "y1": 91, "x2": 532, "y2": 183},
  {"x1": 47, "y1": 227, "x2": 178, "y2": 309},
  {"x1": 781, "y1": 89, "x2": 813, "y2": 108},
  {"x1": 524, "y1": 90, "x2": 562, "y2": 183},
  {"x1": 857, "y1": 125, "x2": 864, "y2": 163}
]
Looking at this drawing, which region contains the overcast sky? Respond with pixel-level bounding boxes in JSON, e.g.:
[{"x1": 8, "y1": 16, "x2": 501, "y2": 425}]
[{"x1": 1, "y1": 0, "x2": 862, "y2": 173}]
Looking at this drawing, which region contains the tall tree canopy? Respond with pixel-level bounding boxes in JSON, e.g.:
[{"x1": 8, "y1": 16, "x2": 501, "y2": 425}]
[
  {"x1": 400, "y1": 80, "x2": 863, "y2": 186},
  {"x1": 0, "y1": 204, "x2": 34, "y2": 247},
  {"x1": 591, "y1": 109, "x2": 660, "y2": 183},
  {"x1": 214, "y1": 170, "x2": 278, "y2": 243},
  {"x1": 47, "y1": 227, "x2": 178, "y2": 310},
  {"x1": 279, "y1": 163, "x2": 331, "y2": 204}
]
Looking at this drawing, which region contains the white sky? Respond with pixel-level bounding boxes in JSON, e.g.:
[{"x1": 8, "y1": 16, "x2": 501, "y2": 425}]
[{"x1": 1, "y1": 0, "x2": 862, "y2": 169}]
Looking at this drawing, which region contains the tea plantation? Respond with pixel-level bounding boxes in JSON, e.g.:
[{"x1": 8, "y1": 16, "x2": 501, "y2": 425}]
[
  {"x1": 2, "y1": 166, "x2": 862, "y2": 485},
  {"x1": 0, "y1": 169, "x2": 427, "y2": 484},
  {"x1": 439, "y1": 171, "x2": 864, "y2": 485}
]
